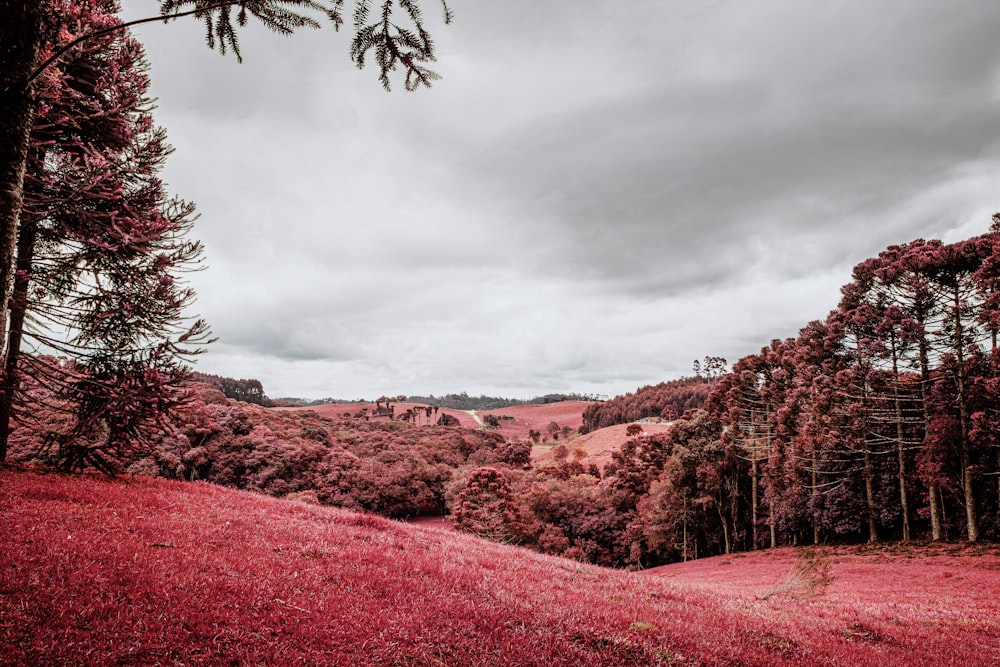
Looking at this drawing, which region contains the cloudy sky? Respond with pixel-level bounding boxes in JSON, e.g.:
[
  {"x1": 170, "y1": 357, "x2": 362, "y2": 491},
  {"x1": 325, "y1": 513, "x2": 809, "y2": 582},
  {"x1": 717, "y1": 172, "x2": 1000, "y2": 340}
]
[{"x1": 122, "y1": 0, "x2": 1000, "y2": 400}]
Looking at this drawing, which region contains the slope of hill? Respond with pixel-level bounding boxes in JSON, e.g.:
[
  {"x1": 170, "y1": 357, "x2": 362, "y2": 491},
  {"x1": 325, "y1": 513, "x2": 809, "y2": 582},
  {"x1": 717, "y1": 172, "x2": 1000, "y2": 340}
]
[
  {"x1": 283, "y1": 400, "x2": 594, "y2": 439},
  {"x1": 2, "y1": 470, "x2": 998, "y2": 666},
  {"x1": 531, "y1": 422, "x2": 674, "y2": 469},
  {"x1": 484, "y1": 400, "x2": 594, "y2": 439}
]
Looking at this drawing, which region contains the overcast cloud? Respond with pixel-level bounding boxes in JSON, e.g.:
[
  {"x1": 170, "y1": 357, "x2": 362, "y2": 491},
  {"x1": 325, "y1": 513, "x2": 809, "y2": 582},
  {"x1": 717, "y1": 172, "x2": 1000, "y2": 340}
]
[{"x1": 122, "y1": 0, "x2": 1000, "y2": 400}]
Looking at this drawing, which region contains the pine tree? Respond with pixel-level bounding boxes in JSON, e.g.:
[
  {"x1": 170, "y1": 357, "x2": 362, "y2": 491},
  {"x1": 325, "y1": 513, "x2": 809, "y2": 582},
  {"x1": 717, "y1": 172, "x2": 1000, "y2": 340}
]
[{"x1": 0, "y1": 0, "x2": 210, "y2": 472}]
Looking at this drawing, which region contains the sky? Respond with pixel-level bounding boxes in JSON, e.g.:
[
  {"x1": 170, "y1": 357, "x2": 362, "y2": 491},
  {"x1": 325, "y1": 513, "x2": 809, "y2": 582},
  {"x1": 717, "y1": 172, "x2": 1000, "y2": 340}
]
[{"x1": 122, "y1": 0, "x2": 1000, "y2": 401}]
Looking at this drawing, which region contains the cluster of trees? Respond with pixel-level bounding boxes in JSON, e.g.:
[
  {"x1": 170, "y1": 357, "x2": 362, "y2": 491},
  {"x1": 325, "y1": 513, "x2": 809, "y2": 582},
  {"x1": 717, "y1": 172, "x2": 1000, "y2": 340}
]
[
  {"x1": 447, "y1": 435, "x2": 659, "y2": 566},
  {"x1": 581, "y1": 375, "x2": 715, "y2": 431},
  {"x1": 0, "y1": 0, "x2": 210, "y2": 473},
  {"x1": 450, "y1": 223, "x2": 1000, "y2": 566},
  {"x1": 8, "y1": 373, "x2": 528, "y2": 518},
  {"x1": 696, "y1": 227, "x2": 1000, "y2": 547},
  {"x1": 193, "y1": 373, "x2": 272, "y2": 406}
]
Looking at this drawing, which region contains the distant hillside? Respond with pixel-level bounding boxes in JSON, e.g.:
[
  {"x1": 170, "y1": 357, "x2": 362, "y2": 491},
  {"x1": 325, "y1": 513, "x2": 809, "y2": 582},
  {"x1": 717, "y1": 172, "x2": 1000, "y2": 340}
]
[
  {"x1": 407, "y1": 392, "x2": 601, "y2": 410},
  {"x1": 7, "y1": 380, "x2": 520, "y2": 521},
  {"x1": 581, "y1": 376, "x2": 713, "y2": 430},
  {"x1": 272, "y1": 392, "x2": 601, "y2": 410},
  {"x1": 3, "y1": 470, "x2": 998, "y2": 666},
  {"x1": 531, "y1": 422, "x2": 673, "y2": 469},
  {"x1": 479, "y1": 401, "x2": 595, "y2": 440}
]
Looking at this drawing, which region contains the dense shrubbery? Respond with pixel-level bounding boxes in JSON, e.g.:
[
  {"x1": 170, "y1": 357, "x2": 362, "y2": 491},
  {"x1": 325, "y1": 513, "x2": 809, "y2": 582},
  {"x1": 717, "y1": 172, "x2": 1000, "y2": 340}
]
[
  {"x1": 449, "y1": 431, "x2": 688, "y2": 568},
  {"x1": 8, "y1": 378, "x2": 515, "y2": 520}
]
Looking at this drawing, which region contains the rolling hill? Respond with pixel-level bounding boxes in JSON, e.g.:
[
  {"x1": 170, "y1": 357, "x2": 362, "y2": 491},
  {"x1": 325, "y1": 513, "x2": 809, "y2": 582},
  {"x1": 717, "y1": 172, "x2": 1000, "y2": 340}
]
[
  {"x1": 2, "y1": 470, "x2": 998, "y2": 666},
  {"x1": 531, "y1": 421, "x2": 674, "y2": 469}
]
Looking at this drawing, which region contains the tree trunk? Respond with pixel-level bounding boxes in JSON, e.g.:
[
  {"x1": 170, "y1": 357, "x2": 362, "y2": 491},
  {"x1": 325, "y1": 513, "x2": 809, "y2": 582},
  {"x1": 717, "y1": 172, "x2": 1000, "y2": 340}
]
[
  {"x1": 681, "y1": 496, "x2": 688, "y2": 562},
  {"x1": 856, "y1": 342, "x2": 877, "y2": 544},
  {"x1": 768, "y1": 493, "x2": 777, "y2": 548},
  {"x1": 751, "y1": 453, "x2": 759, "y2": 550},
  {"x1": 717, "y1": 497, "x2": 730, "y2": 555},
  {"x1": 929, "y1": 483, "x2": 942, "y2": 541},
  {"x1": 917, "y1": 322, "x2": 942, "y2": 540},
  {"x1": 730, "y1": 472, "x2": 741, "y2": 551},
  {"x1": 0, "y1": 2, "x2": 44, "y2": 369},
  {"x1": 812, "y1": 433, "x2": 820, "y2": 545},
  {"x1": 952, "y1": 284, "x2": 978, "y2": 543},
  {"x1": 897, "y1": 422, "x2": 910, "y2": 541},
  {"x1": 0, "y1": 211, "x2": 37, "y2": 460},
  {"x1": 996, "y1": 448, "x2": 1000, "y2": 518},
  {"x1": 864, "y1": 446, "x2": 877, "y2": 543},
  {"x1": 890, "y1": 334, "x2": 911, "y2": 541}
]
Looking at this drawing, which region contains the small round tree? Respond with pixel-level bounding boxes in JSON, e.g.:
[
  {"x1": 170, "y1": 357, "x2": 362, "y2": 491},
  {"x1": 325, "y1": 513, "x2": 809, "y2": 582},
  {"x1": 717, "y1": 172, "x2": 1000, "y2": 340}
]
[{"x1": 453, "y1": 467, "x2": 525, "y2": 543}]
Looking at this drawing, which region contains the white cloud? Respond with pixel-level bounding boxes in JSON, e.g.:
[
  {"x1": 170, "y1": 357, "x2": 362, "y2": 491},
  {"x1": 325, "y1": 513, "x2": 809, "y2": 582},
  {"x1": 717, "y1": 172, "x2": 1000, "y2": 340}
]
[{"x1": 123, "y1": 0, "x2": 1000, "y2": 399}]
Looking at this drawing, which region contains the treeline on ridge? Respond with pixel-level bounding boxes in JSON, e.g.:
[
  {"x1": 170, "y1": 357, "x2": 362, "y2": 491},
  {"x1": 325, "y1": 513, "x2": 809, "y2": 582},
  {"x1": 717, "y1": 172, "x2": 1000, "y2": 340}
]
[
  {"x1": 406, "y1": 392, "x2": 600, "y2": 410},
  {"x1": 581, "y1": 376, "x2": 714, "y2": 430},
  {"x1": 192, "y1": 372, "x2": 274, "y2": 407}
]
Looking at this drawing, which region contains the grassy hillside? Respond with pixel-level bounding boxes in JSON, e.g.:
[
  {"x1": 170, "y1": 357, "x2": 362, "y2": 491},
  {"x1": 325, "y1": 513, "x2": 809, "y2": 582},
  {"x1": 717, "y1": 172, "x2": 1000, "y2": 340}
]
[
  {"x1": 486, "y1": 401, "x2": 593, "y2": 440},
  {"x1": 2, "y1": 470, "x2": 998, "y2": 665},
  {"x1": 532, "y1": 422, "x2": 674, "y2": 468}
]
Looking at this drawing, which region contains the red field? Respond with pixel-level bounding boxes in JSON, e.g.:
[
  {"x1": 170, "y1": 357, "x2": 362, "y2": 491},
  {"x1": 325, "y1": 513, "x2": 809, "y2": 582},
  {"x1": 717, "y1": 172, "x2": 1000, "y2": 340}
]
[
  {"x1": 532, "y1": 422, "x2": 674, "y2": 468},
  {"x1": 640, "y1": 545, "x2": 1000, "y2": 666},
  {"x1": 484, "y1": 401, "x2": 594, "y2": 439},
  {"x1": 280, "y1": 400, "x2": 594, "y2": 438},
  {"x1": 3, "y1": 470, "x2": 999, "y2": 665}
]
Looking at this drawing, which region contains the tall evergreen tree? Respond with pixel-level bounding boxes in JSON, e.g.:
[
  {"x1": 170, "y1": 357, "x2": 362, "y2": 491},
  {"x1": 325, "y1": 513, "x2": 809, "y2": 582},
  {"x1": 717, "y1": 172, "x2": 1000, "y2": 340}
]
[{"x1": 0, "y1": 0, "x2": 210, "y2": 471}]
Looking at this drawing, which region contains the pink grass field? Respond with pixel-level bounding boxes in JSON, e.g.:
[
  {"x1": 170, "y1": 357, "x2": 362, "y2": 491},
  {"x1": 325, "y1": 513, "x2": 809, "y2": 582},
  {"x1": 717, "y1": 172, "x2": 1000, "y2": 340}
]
[
  {"x1": 2, "y1": 470, "x2": 1000, "y2": 666},
  {"x1": 280, "y1": 402, "x2": 481, "y2": 429},
  {"x1": 485, "y1": 401, "x2": 594, "y2": 439},
  {"x1": 532, "y1": 422, "x2": 675, "y2": 468},
  {"x1": 284, "y1": 400, "x2": 595, "y2": 436}
]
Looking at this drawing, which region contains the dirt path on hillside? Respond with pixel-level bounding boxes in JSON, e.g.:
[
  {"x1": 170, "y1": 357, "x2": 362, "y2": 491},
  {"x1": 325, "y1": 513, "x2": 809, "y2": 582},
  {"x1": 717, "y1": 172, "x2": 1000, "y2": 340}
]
[{"x1": 462, "y1": 409, "x2": 484, "y2": 426}]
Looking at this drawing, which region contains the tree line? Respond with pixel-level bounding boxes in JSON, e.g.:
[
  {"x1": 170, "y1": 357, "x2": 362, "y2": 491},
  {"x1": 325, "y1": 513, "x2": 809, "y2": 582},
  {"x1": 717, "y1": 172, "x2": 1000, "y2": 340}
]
[{"x1": 581, "y1": 375, "x2": 714, "y2": 431}]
